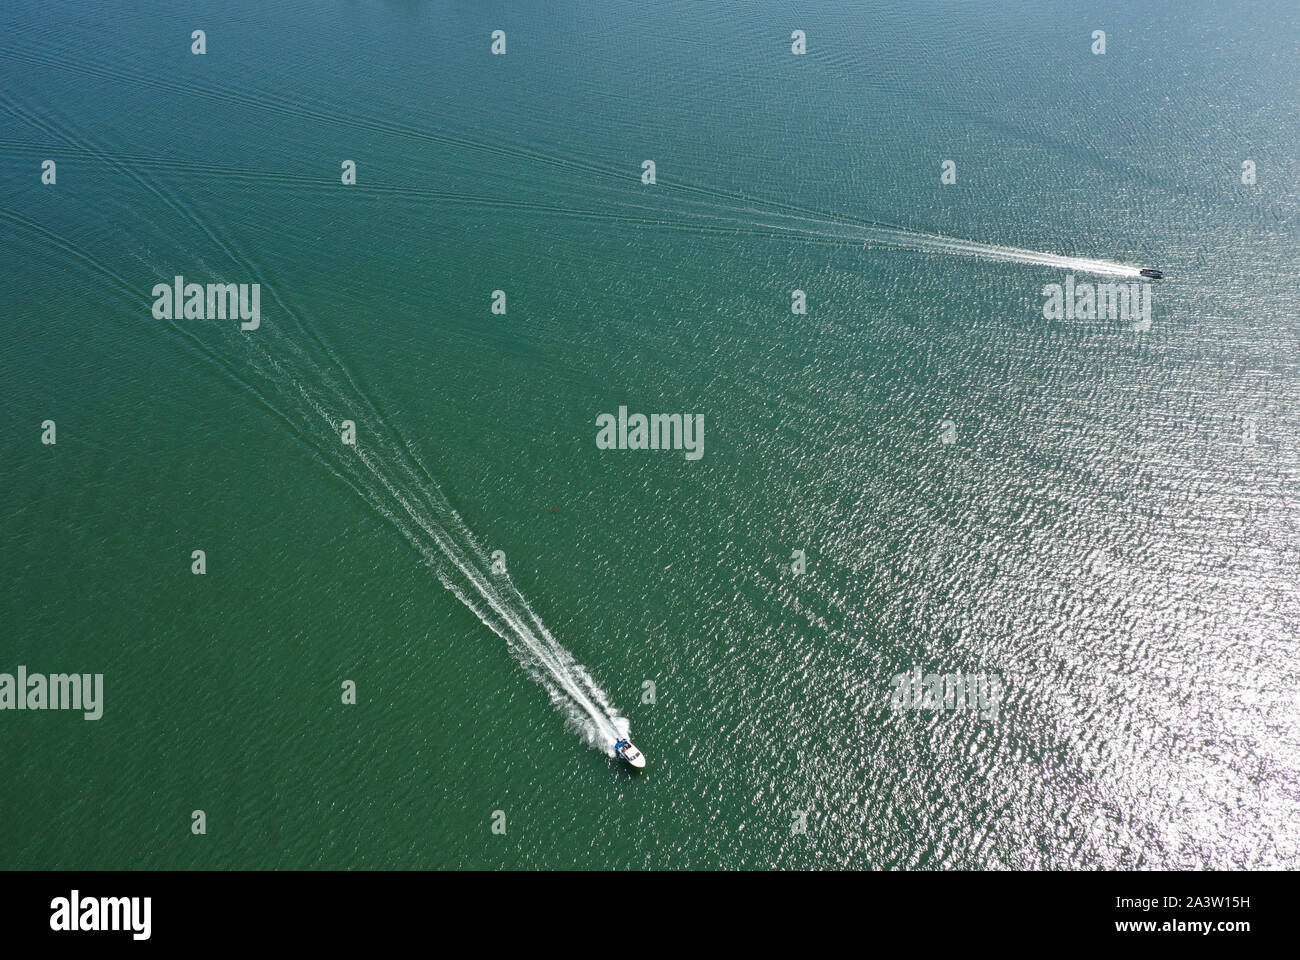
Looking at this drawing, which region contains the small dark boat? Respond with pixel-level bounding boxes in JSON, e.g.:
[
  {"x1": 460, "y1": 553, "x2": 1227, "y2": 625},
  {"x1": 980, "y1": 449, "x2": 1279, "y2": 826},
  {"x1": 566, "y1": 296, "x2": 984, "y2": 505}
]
[{"x1": 1139, "y1": 268, "x2": 1164, "y2": 279}]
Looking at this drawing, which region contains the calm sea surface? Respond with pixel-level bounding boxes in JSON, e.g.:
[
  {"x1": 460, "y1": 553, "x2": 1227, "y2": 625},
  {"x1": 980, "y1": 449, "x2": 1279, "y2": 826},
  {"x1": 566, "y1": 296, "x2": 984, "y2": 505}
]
[{"x1": 1, "y1": 0, "x2": 1297, "y2": 868}]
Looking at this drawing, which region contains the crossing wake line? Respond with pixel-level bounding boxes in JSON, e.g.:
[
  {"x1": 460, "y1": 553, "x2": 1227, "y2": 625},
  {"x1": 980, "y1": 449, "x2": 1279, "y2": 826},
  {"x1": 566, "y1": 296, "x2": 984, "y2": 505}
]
[
  {"x1": 1, "y1": 127, "x2": 1142, "y2": 278},
  {"x1": 0, "y1": 82, "x2": 634, "y2": 760},
  {"x1": 0, "y1": 48, "x2": 1145, "y2": 281},
  {"x1": 3, "y1": 208, "x2": 632, "y2": 762},
  {"x1": 219, "y1": 295, "x2": 635, "y2": 759},
  {"x1": 2, "y1": 44, "x2": 1145, "y2": 761}
]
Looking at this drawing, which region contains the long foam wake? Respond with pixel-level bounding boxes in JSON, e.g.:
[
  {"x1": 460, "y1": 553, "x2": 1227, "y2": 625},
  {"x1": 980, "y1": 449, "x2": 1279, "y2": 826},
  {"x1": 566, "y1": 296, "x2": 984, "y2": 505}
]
[
  {"x1": 154, "y1": 275, "x2": 632, "y2": 754},
  {"x1": 249, "y1": 329, "x2": 631, "y2": 755},
  {"x1": 0, "y1": 38, "x2": 1143, "y2": 284},
  {"x1": 3, "y1": 222, "x2": 631, "y2": 758},
  {"x1": 0, "y1": 84, "x2": 633, "y2": 759},
  {"x1": 664, "y1": 203, "x2": 1143, "y2": 277},
  {"x1": 844, "y1": 225, "x2": 1143, "y2": 277}
]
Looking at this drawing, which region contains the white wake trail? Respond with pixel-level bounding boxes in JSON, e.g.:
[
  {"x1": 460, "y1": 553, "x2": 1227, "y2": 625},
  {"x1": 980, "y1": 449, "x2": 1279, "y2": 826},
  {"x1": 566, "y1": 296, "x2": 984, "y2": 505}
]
[
  {"x1": 232, "y1": 323, "x2": 629, "y2": 758},
  {"x1": 888, "y1": 232, "x2": 1144, "y2": 277},
  {"x1": 323, "y1": 395, "x2": 628, "y2": 755},
  {"x1": 696, "y1": 203, "x2": 1142, "y2": 277}
]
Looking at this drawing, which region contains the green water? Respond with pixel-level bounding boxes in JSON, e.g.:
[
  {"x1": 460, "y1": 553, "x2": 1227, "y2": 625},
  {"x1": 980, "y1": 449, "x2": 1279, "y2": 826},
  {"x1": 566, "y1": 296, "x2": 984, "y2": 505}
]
[{"x1": 2, "y1": 0, "x2": 1298, "y2": 869}]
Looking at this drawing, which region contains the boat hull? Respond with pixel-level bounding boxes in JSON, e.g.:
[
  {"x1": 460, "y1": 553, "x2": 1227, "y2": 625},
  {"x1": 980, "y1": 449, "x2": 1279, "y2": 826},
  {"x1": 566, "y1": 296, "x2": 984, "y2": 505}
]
[{"x1": 616, "y1": 741, "x2": 646, "y2": 768}]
